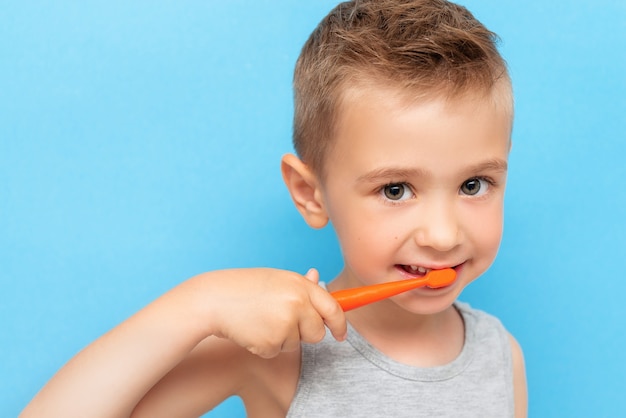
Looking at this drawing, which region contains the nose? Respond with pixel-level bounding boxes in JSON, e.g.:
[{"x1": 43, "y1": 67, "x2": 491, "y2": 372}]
[{"x1": 413, "y1": 199, "x2": 461, "y2": 252}]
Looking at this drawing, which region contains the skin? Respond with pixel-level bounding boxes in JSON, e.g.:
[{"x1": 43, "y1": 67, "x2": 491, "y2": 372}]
[
  {"x1": 20, "y1": 85, "x2": 527, "y2": 418},
  {"x1": 323, "y1": 86, "x2": 511, "y2": 364}
]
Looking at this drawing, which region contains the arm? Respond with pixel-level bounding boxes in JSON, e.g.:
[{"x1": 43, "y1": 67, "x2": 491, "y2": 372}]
[
  {"x1": 20, "y1": 268, "x2": 346, "y2": 418},
  {"x1": 508, "y1": 333, "x2": 528, "y2": 418}
]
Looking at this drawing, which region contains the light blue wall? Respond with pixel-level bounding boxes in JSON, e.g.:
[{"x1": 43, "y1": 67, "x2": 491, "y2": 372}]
[{"x1": 1, "y1": 1, "x2": 624, "y2": 416}]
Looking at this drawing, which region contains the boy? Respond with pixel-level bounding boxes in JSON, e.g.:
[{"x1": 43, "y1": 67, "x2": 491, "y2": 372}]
[{"x1": 21, "y1": 0, "x2": 527, "y2": 416}]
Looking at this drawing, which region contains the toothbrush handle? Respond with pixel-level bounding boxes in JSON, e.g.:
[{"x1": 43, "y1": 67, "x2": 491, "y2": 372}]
[
  {"x1": 330, "y1": 269, "x2": 456, "y2": 311},
  {"x1": 331, "y1": 277, "x2": 430, "y2": 311}
]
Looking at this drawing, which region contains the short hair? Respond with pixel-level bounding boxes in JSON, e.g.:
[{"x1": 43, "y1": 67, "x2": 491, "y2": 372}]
[{"x1": 293, "y1": 0, "x2": 511, "y2": 176}]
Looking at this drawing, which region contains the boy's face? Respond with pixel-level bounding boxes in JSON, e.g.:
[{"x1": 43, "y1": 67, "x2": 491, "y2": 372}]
[{"x1": 320, "y1": 86, "x2": 512, "y2": 315}]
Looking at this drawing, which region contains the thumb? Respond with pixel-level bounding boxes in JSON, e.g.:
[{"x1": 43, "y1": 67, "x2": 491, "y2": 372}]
[{"x1": 303, "y1": 268, "x2": 320, "y2": 284}]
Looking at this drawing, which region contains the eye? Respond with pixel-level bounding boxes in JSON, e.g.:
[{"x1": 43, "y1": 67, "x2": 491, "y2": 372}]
[
  {"x1": 381, "y1": 183, "x2": 413, "y2": 201},
  {"x1": 460, "y1": 177, "x2": 489, "y2": 196}
]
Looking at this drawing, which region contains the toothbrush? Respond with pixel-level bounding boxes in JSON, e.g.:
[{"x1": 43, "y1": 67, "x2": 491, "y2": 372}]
[{"x1": 330, "y1": 268, "x2": 456, "y2": 311}]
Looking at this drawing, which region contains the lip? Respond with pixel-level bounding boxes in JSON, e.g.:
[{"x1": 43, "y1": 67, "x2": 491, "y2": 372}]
[{"x1": 395, "y1": 262, "x2": 464, "y2": 276}]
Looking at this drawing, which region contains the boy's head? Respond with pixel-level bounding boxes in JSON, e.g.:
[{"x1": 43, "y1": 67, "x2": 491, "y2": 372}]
[
  {"x1": 284, "y1": 0, "x2": 512, "y2": 310},
  {"x1": 293, "y1": 0, "x2": 511, "y2": 178}
]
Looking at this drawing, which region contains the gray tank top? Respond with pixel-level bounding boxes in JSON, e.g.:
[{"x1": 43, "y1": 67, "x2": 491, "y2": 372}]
[{"x1": 287, "y1": 301, "x2": 514, "y2": 417}]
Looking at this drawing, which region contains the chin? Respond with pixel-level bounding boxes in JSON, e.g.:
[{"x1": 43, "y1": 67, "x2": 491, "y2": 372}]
[
  {"x1": 395, "y1": 281, "x2": 464, "y2": 315},
  {"x1": 395, "y1": 297, "x2": 455, "y2": 316}
]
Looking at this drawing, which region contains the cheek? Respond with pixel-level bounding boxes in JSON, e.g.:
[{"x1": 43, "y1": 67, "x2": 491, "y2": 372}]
[
  {"x1": 330, "y1": 207, "x2": 405, "y2": 278},
  {"x1": 468, "y1": 205, "x2": 504, "y2": 256},
  {"x1": 332, "y1": 203, "x2": 406, "y2": 250},
  {"x1": 334, "y1": 217, "x2": 392, "y2": 258}
]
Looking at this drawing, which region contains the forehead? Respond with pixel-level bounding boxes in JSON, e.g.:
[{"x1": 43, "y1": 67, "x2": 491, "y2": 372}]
[
  {"x1": 323, "y1": 83, "x2": 512, "y2": 181},
  {"x1": 339, "y1": 76, "x2": 513, "y2": 125}
]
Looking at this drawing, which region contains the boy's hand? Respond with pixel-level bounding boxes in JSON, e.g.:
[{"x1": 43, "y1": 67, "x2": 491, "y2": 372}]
[{"x1": 200, "y1": 268, "x2": 347, "y2": 359}]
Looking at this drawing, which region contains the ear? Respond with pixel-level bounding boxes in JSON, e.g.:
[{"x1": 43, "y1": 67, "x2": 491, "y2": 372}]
[{"x1": 281, "y1": 153, "x2": 329, "y2": 229}]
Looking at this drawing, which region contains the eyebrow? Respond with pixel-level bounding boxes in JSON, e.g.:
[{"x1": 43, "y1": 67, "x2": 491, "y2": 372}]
[
  {"x1": 356, "y1": 167, "x2": 429, "y2": 184},
  {"x1": 464, "y1": 159, "x2": 509, "y2": 174},
  {"x1": 356, "y1": 158, "x2": 508, "y2": 184}
]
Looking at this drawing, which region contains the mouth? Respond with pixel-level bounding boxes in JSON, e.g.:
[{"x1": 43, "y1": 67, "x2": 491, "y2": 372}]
[
  {"x1": 398, "y1": 265, "x2": 432, "y2": 276},
  {"x1": 395, "y1": 263, "x2": 462, "y2": 287}
]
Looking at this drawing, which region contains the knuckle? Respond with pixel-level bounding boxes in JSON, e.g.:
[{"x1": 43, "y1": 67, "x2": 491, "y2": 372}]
[
  {"x1": 247, "y1": 334, "x2": 284, "y2": 359},
  {"x1": 327, "y1": 300, "x2": 344, "y2": 317},
  {"x1": 249, "y1": 344, "x2": 279, "y2": 359}
]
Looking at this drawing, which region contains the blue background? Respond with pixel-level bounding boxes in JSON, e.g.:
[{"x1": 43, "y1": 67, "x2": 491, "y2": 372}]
[{"x1": 1, "y1": 1, "x2": 624, "y2": 416}]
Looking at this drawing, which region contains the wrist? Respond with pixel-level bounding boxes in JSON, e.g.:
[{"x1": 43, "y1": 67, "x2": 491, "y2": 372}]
[{"x1": 174, "y1": 269, "x2": 247, "y2": 340}]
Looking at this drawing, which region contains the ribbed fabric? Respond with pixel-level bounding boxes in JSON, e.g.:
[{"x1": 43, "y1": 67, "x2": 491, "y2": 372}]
[{"x1": 287, "y1": 301, "x2": 514, "y2": 417}]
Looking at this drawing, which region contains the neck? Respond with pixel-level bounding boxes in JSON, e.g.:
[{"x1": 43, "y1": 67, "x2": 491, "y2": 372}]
[{"x1": 346, "y1": 302, "x2": 464, "y2": 367}]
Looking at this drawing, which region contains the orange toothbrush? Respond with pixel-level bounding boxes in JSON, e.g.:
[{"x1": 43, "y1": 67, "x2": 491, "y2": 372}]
[{"x1": 330, "y1": 268, "x2": 456, "y2": 311}]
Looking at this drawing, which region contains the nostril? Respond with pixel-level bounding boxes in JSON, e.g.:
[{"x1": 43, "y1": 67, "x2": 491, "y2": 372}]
[{"x1": 414, "y1": 232, "x2": 460, "y2": 252}]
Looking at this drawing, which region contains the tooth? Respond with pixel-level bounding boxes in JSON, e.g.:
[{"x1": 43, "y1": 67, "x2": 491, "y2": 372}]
[
  {"x1": 418, "y1": 266, "x2": 427, "y2": 274},
  {"x1": 409, "y1": 265, "x2": 418, "y2": 271}
]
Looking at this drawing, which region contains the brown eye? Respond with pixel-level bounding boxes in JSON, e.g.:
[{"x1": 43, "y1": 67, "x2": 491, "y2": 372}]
[
  {"x1": 460, "y1": 178, "x2": 488, "y2": 196},
  {"x1": 382, "y1": 183, "x2": 411, "y2": 201}
]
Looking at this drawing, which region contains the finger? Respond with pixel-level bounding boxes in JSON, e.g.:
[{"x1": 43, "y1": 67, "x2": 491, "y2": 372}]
[
  {"x1": 303, "y1": 268, "x2": 320, "y2": 284},
  {"x1": 307, "y1": 285, "x2": 347, "y2": 342},
  {"x1": 297, "y1": 308, "x2": 327, "y2": 344}
]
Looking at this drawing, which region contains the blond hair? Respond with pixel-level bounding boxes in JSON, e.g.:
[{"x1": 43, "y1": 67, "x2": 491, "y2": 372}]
[{"x1": 293, "y1": 0, "x2": 511, "y2": 176}]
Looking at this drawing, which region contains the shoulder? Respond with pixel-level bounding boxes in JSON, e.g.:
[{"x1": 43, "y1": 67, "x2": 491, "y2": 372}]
[
  {"x1": 239, "y1": 346, "x2": 302, "y2": 416},
  {"x1": 189, "y1": 337, "x2": 303, "y2": 417},
  {"x1": 456, "y1": 302, "x2": 527, "y2": 417},
  {"x1": 507, "y1": 332, "x2": 528, "y2": 418}
]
